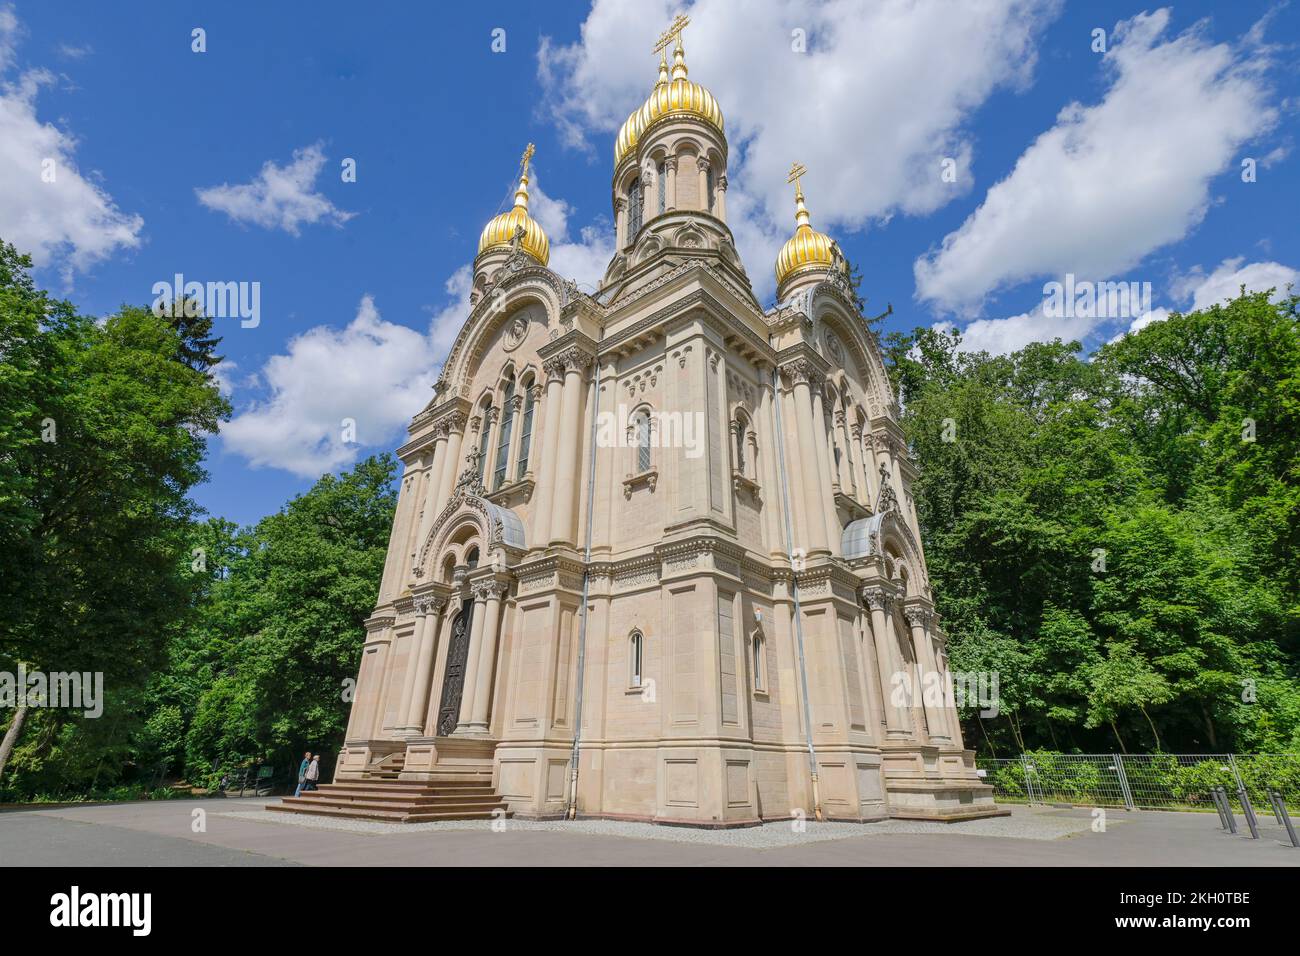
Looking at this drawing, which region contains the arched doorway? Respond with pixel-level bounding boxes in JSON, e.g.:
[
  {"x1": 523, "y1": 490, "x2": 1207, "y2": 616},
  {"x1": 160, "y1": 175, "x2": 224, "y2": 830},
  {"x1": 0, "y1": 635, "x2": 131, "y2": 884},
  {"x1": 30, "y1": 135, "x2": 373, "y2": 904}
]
[{"x1": 436, "y1": 600, "x2": 475, "y2": 736}]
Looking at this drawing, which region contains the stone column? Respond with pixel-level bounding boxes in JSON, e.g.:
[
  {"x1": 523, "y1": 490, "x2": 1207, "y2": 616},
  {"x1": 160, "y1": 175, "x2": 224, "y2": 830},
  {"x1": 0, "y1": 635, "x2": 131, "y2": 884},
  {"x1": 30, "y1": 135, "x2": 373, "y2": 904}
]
[
  {"x1": 697, "y1": 157, "x2": 711, "y2": 212},
  {"x1": 467, "y1": 581, "x2": 507, "y2": 732},
  {"x1": 810, "y1": 383, "x2": 839, "y2": 552},
  {"x1": 715, "y1": 173, "x2": 727, "y2": 220},
  {"x1": 348, "y1": 622, "x2": 390, "y2": 740},
  {"x1": 755, "y1": 367, "x2": 782, "y2": 556},
  {"x1": 788, "y1": 363, "x2": 830, "y2": 554},
  {"x1": 433, "y1": 414, "x2": 466, "y2": 517},
  {"x1": 863, "y1": 431, "x2": 881, "y2": 504},
  {"x1": 551, "y1": 349, "x2": 590, "y2": 548},
  {"x1": 935, "y1": 633, "x2": 961, "y2": 747},
  {"x1": 409, "y1": 440, "x2": 446, "y2": 580},
  {"x1": 456, "y1": 596, "x2": 489, "y2": 731},
  {"x1": 532, "y1": 358, "x2": 566, "y2": 548},
  {"x1": 779, "y1": 382, "x2": 809, "y2": 556},
  {"x1": 396, "y1": 603, "x2": 433, "y2": 736},
  {"x1": 405, "y1": 597, "x2": 447, "y2": 734},
  {"x1": 363, "y1": 625, "x2": 393, "y2": 739},
  {"x1": 614, "y1": 196, "x2": 628, "y2": 250},
  {"x1": 906, "y1": 606, "x2": 948, "y2": 744},
  {"x1": 665, "y1": 157, "x2": 677, "y2": 211},
  {"x1": 864, "y1": 587, "x2": 909, "y2": 737},
  {"x1": 850, "y1": 423, "x2": 870, "y2": 508}
]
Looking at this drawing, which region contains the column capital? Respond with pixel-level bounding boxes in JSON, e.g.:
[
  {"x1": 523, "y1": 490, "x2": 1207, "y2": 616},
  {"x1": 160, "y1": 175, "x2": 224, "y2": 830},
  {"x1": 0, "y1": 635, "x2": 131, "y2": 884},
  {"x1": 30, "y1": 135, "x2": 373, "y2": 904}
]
[
  {"x1": 543, "y1": 356, "x2": 566, "y2": 382},
  {"x1": 471, "y1": 579, "x2": 509, "y2": 602},
  {"x1": 903, "y1": 605, "x2": 933, "y2": 629},
  {"x1": 861, "y1": 585, "x2": 894, "y2": 612},
  {"x1": 557, "y1": 346, "x2": 595, "y2": 374},
  {"x1": 780, "y1": 358, "x2": 824, "y2": 390}
]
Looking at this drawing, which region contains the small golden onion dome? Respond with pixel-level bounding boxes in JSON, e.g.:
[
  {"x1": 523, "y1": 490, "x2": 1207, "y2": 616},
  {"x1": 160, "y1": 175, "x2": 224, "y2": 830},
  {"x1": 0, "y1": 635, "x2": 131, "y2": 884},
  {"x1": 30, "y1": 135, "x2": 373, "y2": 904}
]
[
  {"x1": 477, "y1": 150, "x2": 550, "y2": 266},
  {"x1": 775, "y1": 179, "x2": 839, "y2": 287},
  {"x1": 614, "y1": 40, "x2": 724, "y2": 167}
]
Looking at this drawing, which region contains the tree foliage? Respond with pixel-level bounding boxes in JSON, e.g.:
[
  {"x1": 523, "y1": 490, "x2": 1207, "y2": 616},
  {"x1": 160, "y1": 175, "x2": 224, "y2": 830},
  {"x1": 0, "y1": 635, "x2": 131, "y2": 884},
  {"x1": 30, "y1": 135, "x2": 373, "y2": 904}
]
[{"x1": 887, "y1": 289, "x2": 1300, "y2": 754}]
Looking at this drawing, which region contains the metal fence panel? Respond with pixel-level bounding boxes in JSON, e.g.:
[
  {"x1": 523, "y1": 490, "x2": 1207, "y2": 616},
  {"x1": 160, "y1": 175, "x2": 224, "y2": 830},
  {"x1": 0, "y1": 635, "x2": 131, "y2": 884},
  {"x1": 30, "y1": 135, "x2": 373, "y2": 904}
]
[{"x1": 975, "y1": 752, "x2": 1300, "y2": 811}]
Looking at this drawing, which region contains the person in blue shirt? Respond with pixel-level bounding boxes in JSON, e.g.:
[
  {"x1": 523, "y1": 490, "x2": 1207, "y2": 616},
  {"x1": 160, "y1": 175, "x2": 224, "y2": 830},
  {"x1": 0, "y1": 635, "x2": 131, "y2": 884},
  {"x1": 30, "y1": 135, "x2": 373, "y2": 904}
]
[{"x1": 294, "y1": 751, "x2": 312, "y2": 797}]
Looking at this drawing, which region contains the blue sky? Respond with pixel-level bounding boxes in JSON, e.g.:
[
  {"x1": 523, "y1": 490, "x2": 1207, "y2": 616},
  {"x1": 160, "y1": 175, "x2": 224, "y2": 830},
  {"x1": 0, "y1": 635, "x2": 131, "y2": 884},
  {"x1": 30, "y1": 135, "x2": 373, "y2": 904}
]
[{"x1": 3, "y1": 0, "x2": 1296, "y2": 526}]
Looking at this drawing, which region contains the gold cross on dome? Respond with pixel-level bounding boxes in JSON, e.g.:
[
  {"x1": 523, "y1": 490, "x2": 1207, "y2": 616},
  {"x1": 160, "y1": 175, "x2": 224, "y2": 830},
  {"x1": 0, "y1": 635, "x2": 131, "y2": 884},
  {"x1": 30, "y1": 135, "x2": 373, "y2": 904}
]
[
  {"x1": 787, "y1": 162, "x2": 808, "y2": 190},
  {"x1": 520, "y1": 143, "x2": 535, "y2": 176},
  {"x1": 653, "y1": 14, "x2": 690, "y2": 55}
]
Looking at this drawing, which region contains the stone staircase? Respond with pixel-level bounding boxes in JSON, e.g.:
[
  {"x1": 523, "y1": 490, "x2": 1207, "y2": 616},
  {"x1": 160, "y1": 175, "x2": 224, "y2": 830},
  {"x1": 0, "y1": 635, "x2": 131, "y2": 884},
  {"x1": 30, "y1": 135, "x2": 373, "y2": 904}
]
[
  {"x1": 272, "y1": 776, "x2": 510, "y2": 823},
  {"x1": 272, "y1": 746, "x2": 509, "y2": 824}
]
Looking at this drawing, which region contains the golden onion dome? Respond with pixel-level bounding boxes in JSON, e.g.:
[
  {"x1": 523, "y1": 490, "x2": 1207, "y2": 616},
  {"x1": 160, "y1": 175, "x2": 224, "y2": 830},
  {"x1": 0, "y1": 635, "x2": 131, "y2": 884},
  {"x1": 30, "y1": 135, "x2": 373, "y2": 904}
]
[
  {"x1": 614, "y1": 40, "x2": 724, "y2": 167},
  {"x1": 775, "y1": 174, "x2": 840, "y2": 287},
  {"x1": 477, "y1": 146, "x2": 550, "y2": 266}
]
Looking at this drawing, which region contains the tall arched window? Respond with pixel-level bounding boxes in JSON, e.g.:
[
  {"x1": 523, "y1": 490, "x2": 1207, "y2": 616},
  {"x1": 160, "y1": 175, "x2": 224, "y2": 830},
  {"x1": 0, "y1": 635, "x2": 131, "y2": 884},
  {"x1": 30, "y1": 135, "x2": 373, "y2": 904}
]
[
  {"x1": 706, "y1": 167, "x2": 715, "y2": 213},
  {"x1": 516, "y1": 380, "x2": 535, "y2": 479},
  {"x1": 752, "y1": 630, "x2": 766, "y2": 692},
  {"x1": 476, "y1": 406, "x2": 492, "y2": 483},
  {"x1": 493, "y1": 379, "x2": 515, "y2": 489},
  {"x1": 636, "y1": 412, "x2": 652, "y2": 473},
  {"x1": 629, "y1": 630, "x2": 644, "y2": 687},
  {"x1": 627, "y1": 180, "x2": 642, "y2": 238},
  {"x1": 656, "y1": 162, "x2": 666, "y2": 215}
]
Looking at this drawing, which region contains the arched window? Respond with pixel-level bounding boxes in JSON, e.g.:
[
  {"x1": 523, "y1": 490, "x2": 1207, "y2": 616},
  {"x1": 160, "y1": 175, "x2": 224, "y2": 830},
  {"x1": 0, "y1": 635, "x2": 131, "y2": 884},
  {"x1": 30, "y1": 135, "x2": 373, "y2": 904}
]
[
  {"x1": 752, "y1": 630, "x2": 766, "y2": 692},
  {"x1": 656, "y1": 162, "x2": 666, "y2": 215},
  {"x1": 627, "y1": 180, "x2": 642, "y2": 239},
  {"x1": 516, "y1": 380, "x2": 535, "y2": 479},
  {"x1": 494, "y1": 378, "x2": 515, "y2": 490},
  {"x1": 629, "y1": 630, "x2": 644, "y2": 687},
  {"x1": 705, "y1": 166, "x2": 715, "y2": 213},
  {"x1": 476, "y1": 407, "x2": 493, "y2": 483},
  {"x1": 465, "y1": 547, "x2": 480, "y2": 570},
  {"x1": 636, "y1": 412, "x2": 652, "y2": 473}
]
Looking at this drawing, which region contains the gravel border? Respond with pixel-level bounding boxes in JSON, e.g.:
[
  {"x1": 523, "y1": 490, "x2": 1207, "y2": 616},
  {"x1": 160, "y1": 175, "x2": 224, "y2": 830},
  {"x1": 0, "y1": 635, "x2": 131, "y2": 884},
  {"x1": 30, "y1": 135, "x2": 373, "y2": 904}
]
[{"x1": 220, "y1": 805, "x2": 1097, "y2": 848}]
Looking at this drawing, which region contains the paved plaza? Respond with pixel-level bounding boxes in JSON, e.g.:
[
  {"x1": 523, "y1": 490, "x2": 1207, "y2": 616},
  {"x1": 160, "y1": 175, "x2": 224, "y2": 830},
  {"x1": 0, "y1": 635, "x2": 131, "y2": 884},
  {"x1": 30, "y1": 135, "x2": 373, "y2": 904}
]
[{"x1": 2, "y1": 798, "x2": 1297, "y2": 866}]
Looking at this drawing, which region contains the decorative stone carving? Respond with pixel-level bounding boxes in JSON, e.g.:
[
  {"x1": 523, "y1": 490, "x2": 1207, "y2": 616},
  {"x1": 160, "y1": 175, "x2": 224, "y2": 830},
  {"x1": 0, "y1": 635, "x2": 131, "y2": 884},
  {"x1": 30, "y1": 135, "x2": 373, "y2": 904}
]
[
  {"x1": 502, "y1": 315, "x2": 528, "y2": 352},
  {"x1": 877, "y1": 461, "x2": 900, "y2": 513},
  {"x1": 861, "y1": 586, "x2": 894, "y2": 612}
]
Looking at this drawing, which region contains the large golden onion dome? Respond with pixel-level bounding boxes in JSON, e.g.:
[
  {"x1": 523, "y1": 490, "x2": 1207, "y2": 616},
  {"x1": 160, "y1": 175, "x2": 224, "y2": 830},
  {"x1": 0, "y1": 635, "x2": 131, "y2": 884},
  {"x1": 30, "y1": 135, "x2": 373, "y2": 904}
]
[
  {"x1": 477, "y1": 144, "x2": 550, "y2": 266},
  {"x1": 614, "y1": 37, "x2": 724, "y2": 167},
  {"x1": 775, "y1": 168, "x2": 841, "y2": 287}
]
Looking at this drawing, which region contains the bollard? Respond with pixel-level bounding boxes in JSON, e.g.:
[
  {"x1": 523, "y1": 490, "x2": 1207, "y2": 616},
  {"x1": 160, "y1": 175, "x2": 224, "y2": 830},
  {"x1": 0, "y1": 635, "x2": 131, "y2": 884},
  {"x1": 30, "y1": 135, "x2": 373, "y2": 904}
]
[
  {"x1": 1219, "y1": 787, "x2": 1238, "y2": 834},
  {"x1": 1237, "y1": 786, "x2": 1260, "y2": 839},
  {"x1": 1267, "y1": 788, "x2": 1284, "y2": 826},
  {"x1": 1270, "y1": 791, "x2": 1299, "y2": 849},
  {"x1": 1211, "y1": 787, "x2": 1229, "y2": 830}
]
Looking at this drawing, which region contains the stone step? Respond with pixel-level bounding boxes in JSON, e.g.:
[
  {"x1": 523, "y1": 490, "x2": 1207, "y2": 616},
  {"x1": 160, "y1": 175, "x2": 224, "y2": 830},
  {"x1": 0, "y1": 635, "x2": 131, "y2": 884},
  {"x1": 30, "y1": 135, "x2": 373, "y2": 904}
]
[
  {"x1": 318, "y1": 779, "x2": 494, "y2": 793},
  {"x1": 281, "y1": 796, "x2": 507, "y2": 815},
  {"x1": 276, "y1": 773, "x2": 510, "y2": 824},
  {"x1": 294, "y1": 790, "x2": 505, "y2": 807},
  {"x1": 269, "y1": 801, "x2": 509, "y2": 824}
]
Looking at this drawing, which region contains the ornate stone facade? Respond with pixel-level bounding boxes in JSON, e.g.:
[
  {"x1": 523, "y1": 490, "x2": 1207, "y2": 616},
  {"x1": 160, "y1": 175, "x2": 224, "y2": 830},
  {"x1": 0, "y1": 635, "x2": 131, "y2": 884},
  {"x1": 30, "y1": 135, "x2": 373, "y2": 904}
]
[{"x1": 337, "y1": 22, "x2": 997, "y2": 824}]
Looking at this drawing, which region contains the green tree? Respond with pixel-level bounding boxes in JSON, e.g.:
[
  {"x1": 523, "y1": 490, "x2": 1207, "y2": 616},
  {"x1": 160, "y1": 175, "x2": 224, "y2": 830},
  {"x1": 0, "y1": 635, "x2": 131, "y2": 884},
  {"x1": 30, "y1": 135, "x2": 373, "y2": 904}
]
[{"x1": 0, "y1": 240, "x2": 228, "y2": 792}]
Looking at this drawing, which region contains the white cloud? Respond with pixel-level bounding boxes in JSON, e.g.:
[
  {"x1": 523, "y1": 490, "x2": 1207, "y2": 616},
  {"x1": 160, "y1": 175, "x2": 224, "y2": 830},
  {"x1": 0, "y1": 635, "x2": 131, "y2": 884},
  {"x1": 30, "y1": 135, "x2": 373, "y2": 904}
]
[
  {"x1": 540, "y1": 0, "x2": 1061, "y2": 299},
  {"x1": 222, "y1": 296, "x2": 439, "y2": 478},
  {"x1": 196, "y1": 142, "x2": 355, "y2": 235},
  {"x1": 939, "y1": 306, "x2": 1109, "y2": 356},
  {"x1": 0, "y1": 6, "x2": 142, "y2": 276},
  {"x1": 1173, "y1": 256, "x2": 1297, "y2": 312},
  {"x1": 957, "y1": 257, "x2": 1297, "y2": 353},
  {"x1": 914, "y1": 8, "x2": 1278, "y2": 314}
]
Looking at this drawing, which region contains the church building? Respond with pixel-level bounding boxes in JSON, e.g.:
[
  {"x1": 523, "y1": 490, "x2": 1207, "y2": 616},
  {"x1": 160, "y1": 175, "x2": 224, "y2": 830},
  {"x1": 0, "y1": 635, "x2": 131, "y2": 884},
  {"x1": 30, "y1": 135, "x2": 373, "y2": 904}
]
[{"x1": 313, "y1": 19, "x2": 997, "y2": 825}]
